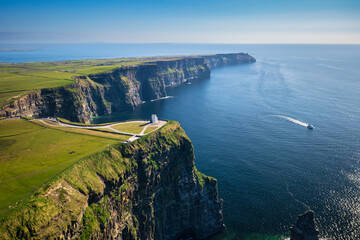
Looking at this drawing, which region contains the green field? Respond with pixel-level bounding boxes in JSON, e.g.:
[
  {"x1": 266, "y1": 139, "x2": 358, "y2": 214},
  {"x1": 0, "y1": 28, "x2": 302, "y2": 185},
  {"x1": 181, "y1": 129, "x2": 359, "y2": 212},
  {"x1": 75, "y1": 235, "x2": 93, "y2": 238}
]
[
  {"x1": 144, "y1": 126, "x2": 158, "y2": 134},
  {"x1": 57, "y1": 117, "x2": 118, "y2": 126},
  {"x1": 0, "y1": 57, "x2": 180, "y2": 106},
  {"x1": 0, "y1": 119, "x2": 120, "y2": 212},
  {"x1": 35, "y1": 119, "x2": 130, "y2": 140},
  {"x1": 112, "y1": 122, "x2": 147, "y2": 134},
  {"x1": 0, "y1": 118, "x2": 164, "y2": 212}
]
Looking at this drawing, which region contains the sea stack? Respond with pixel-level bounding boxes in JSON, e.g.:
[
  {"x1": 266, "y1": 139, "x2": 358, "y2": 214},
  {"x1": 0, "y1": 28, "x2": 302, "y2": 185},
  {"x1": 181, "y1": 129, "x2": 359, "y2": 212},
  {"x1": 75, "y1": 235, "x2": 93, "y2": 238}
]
[{"x1": 290, "y1": 210, "x2": 319, "y2": 240}]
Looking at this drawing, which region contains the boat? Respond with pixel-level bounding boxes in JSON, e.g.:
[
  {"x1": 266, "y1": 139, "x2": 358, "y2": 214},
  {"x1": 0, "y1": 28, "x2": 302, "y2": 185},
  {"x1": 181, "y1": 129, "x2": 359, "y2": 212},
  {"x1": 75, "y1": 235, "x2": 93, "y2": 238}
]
[{"x1": 307, "y1": 124, "x2": 314, "y2": 129}]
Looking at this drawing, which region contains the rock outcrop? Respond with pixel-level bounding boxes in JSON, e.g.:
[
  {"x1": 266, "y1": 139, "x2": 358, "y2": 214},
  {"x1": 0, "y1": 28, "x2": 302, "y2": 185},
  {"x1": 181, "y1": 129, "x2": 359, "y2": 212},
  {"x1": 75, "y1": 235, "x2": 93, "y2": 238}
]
[
  {"x1": 0, "y1": 121, "x2": 225, "y2": 239},
  {"x1": 290, "y1": 210, "x2": 319, "y2": 240},
  {"x1": 0, "y1": 53, "x2": 255, "y2": 123}
]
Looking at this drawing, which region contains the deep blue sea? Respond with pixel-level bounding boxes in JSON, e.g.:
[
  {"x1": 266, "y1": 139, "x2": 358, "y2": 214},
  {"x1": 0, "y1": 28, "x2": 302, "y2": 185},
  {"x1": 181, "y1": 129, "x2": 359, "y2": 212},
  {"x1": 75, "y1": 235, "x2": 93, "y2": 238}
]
[{"x1": 2, "y1": 44, "x2": 359, "y2": 239}]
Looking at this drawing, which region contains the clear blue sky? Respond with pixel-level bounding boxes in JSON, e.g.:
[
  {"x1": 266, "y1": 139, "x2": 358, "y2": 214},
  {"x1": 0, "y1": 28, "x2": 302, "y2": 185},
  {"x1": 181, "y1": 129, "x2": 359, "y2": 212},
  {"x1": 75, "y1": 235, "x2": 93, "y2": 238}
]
[{"x1": 1, "y1": 0, "x2": 359, "y2": 43}]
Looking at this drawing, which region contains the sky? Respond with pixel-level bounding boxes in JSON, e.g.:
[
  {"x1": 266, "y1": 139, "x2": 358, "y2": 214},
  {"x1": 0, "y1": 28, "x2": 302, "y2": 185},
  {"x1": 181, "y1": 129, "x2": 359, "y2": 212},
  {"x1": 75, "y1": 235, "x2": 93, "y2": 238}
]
[{"x1": 0, "y1": 0, "x2": 360, "y2": 44}]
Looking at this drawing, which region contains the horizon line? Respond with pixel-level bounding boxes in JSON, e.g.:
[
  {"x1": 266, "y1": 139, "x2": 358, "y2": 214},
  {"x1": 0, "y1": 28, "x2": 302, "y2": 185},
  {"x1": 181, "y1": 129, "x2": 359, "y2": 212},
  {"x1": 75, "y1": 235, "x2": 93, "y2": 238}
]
[{"x1": 1, "y1": 42, "x2": 360, "y2": 45}]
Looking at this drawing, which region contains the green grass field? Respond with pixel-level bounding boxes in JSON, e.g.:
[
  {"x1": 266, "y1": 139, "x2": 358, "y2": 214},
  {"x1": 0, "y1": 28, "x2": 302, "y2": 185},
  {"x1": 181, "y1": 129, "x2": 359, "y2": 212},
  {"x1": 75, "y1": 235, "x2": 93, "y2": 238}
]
[
  {"x1": 56, "y1": 127, "x2": 130, "y2": 140},
  {"x1": 112, "y1": 122, "x2": 147, "y2": 134},
  {"x1": 144, "y1": 126, "x2": 158, "y2": 134},
  {"x1": 0, "y1": 119, "x2": 120, "y2": 212},
  {"x1": 34, "y1": 120, "x2": 131, "y2": 140},
  {"x1": 57, "y1": 117, "x2": 117, "y2": 126},
  {"x1": 0, "y1": 57, "x2": 180, "y2": 106}
]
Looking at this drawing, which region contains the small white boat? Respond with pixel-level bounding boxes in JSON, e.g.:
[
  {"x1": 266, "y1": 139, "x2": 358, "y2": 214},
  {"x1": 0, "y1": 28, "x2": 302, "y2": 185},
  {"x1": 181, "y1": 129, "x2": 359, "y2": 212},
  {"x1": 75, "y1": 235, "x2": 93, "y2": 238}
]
[{"x1": 307, "y1": 124, "x2": 314, "y2": 129}]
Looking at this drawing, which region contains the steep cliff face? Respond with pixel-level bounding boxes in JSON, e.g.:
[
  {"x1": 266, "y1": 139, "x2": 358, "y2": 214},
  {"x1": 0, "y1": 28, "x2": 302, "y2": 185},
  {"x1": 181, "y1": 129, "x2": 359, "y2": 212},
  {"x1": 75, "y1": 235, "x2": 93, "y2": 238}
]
[
  {"x1": 0, "y1": 79, "x2": 106, "y2": 123},
  {"x1": 0, "y1": 53, "x2": 254, "y2": 123},
  {"x1": 0, "y1": 121, "x2": 225, "y2": 239},
  {"x1": 85, "y1": 57, "x2": 210, "y2": 106}
]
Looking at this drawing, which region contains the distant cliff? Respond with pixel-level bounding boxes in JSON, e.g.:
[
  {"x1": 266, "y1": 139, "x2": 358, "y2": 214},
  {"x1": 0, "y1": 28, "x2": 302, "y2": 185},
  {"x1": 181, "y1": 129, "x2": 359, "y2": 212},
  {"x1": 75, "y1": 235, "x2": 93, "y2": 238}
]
[
  {"x1": 203, "y1": 53, "x2": 255, "y2": 68},
  {"x1": 0, "y1": 121, "x2": 225, "y2": 239},
  {"x1": 0, "y1": 53, "x2": 255, "y2": 123}
]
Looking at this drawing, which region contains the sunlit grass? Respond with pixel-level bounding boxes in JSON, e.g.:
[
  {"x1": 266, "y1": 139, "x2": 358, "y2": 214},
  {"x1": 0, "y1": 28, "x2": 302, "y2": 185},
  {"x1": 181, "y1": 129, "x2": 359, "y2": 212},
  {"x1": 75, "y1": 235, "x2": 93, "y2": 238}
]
[
  {"x1": 112, "y1": 122, "x2": 147, "y2": 134},
  {"x1": 0, "y1": 119, "x2": 118, "y2": 212},
  {"x1": 144, "y1": 126, "x2": 158, "y2": 134}
]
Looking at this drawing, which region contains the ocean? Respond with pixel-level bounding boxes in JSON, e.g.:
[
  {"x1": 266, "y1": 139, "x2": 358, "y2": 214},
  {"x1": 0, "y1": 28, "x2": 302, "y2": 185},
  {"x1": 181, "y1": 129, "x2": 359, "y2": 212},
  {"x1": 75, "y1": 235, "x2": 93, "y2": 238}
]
[{"x1": 2, "y1": 44, "x2": 359, "y2": 239}]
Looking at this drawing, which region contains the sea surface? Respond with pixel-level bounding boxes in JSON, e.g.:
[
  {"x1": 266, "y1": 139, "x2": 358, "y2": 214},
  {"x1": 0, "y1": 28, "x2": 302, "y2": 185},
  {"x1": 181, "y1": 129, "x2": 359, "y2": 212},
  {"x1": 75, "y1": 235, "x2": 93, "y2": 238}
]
[{"x1": 2, "y1": 44, "x2": 360, "y2": 239}]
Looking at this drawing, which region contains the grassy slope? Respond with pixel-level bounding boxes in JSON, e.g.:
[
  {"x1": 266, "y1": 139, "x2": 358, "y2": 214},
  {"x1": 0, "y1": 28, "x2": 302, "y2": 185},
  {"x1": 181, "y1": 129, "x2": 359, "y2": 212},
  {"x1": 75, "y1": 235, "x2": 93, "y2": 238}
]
[{"x1": 0, "y1": 119, "x2": 119, "y2": 212}]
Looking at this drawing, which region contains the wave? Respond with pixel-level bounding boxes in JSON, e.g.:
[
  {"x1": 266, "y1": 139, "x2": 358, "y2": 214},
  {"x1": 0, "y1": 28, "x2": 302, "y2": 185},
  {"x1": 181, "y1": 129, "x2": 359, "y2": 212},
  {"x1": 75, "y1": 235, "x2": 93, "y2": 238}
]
[{"x1": 271, "y1": 115, "x2": 309, "y2": 127}]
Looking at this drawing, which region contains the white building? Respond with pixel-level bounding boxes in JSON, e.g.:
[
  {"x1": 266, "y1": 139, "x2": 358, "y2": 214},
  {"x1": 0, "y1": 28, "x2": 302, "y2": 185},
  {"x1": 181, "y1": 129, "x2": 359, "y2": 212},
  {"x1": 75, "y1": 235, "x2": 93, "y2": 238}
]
[{"x1": 151, "y1": 114, "x2": 158, "y2": 123}]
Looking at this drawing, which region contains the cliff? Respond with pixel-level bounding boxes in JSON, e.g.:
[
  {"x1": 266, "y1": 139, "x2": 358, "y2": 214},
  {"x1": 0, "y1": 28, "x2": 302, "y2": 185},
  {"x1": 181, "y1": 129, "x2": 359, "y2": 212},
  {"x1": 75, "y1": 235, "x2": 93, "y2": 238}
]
[
  {"x1": 0, "y1": 121, "x2": 225, "y2": 239},
  {"x1": 203, "y1": 53, "x2": 255, "y2": 68},
  {"x1": 0, "y1": 53, "x2": 255, "y2": 123}
]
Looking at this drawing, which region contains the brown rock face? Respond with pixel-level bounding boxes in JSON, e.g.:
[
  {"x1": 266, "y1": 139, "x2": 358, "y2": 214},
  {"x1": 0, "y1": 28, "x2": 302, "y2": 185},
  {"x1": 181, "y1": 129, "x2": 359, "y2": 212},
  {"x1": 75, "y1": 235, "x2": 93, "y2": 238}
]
[{"x1": 290, "y1": 210, "x2": 319, "y2": 240}]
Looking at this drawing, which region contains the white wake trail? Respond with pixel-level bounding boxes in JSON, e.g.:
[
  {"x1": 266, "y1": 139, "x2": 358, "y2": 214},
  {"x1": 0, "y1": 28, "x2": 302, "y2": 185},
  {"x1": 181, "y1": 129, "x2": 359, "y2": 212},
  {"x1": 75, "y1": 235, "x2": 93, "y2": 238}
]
[
  {"x1": 150, "y1": 96, "x2": 174, "y2": 102},
  {"x1": 271, "y1": 115, "x2": 309, "y2": 127},
  {"x1": 286, "y1": 184, "x2": 311, "y2": 210}
]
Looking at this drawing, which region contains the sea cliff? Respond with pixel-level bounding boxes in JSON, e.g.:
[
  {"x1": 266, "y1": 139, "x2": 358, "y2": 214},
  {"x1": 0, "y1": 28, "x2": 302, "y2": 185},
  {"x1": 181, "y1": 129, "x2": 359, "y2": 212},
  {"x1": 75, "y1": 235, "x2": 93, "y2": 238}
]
[
  {"x1": 203, "y1": 53, "x2": 256, "y2": 68},
  {"x1": 0, "y1": 121, "x2": 225, "y2": 239},
  {"x1": 0, "y1": 53, "x2": 255, "y2": 123}
]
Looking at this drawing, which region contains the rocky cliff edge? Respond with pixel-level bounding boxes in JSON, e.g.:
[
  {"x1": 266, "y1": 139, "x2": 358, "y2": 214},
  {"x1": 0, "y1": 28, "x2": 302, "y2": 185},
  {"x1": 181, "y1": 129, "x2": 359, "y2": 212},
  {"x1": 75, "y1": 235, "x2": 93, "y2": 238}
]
[{"x1": 0, "y1": 121, "x2": 225, "y2": 240}]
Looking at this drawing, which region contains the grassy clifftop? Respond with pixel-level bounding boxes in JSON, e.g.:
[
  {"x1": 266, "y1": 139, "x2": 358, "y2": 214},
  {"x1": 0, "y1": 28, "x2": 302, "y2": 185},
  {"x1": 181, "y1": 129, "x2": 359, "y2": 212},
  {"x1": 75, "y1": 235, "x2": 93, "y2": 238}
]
[
  {"x1": 0, "y1": 117, "x2": 166, "y2": 213},
  {"x1": 0, "y1": 120, "x2": 223, "y2": 239},
  {"x1": 0, "y1": 57, "x2": 178, "y2": 106},
  {"x1": 0, "y1": 119, "x2": 120, "y2": 212}
]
